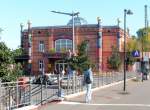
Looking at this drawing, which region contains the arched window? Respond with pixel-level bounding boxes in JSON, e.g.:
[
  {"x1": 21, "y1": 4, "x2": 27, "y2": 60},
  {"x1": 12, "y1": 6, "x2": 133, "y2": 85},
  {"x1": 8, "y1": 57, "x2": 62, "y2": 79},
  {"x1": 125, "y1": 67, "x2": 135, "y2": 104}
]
[{"x1": 55, "y1": 39, "x2": 72, "y2": 52}]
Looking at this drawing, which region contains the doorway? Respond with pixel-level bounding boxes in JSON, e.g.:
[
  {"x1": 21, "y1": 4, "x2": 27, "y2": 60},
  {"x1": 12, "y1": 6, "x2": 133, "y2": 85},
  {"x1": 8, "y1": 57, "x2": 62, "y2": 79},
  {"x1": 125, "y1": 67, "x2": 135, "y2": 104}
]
[{"x1": 55, "y1": 60, "x2": 67, "y2": 74}]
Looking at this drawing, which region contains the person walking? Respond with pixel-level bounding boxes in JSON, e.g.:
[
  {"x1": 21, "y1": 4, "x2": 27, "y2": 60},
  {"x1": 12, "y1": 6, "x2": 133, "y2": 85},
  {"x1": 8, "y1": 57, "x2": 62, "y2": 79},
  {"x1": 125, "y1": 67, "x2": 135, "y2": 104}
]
[{"x1": 83, "y1": 66, "x2": 93, "y2": 103}]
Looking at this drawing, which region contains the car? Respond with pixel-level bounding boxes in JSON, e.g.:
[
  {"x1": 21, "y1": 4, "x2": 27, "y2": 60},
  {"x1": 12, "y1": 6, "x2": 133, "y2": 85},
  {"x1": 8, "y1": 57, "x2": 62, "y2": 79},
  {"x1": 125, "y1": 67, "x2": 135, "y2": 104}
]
[
  {"x1": 33, "y1": 74, "x2": 58, "y2": 85},
  {"x1": 47, "y1": 74, "x2": 58, "y2": 85},
  {"x1": 61, "y1": 76, "x2": 80, "y2": 88}
]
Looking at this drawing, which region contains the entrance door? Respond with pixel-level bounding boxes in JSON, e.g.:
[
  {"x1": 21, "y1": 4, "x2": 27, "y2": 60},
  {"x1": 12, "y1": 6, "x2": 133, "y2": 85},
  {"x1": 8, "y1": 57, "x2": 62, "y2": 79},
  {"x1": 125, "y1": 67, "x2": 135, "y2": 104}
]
[{"x1": 55, "y1": 60, "x2": 67, "y2": 74}]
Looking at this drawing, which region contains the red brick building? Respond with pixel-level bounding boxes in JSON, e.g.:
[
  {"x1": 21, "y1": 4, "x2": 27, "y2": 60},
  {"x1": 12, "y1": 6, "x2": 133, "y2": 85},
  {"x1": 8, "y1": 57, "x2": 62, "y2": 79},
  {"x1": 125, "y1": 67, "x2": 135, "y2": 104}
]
[{"x1": 20, "y1": 18, "x2": 127, "y2": 75}]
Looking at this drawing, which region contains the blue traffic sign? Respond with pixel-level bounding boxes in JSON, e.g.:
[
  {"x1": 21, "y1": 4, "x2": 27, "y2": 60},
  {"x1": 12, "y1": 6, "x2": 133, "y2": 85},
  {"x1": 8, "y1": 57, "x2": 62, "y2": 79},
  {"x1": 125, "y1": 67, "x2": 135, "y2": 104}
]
[{"x1": 132, "y1": 50, "x2": 140, "y2": 57}]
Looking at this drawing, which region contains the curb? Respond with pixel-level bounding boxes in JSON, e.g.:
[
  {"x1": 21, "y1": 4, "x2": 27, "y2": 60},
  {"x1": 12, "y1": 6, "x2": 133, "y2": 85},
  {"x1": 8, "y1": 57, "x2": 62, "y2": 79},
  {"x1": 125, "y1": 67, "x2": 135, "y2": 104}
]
[{"x1": 29, "y1": 99, "x2": 62, "y2": 110}]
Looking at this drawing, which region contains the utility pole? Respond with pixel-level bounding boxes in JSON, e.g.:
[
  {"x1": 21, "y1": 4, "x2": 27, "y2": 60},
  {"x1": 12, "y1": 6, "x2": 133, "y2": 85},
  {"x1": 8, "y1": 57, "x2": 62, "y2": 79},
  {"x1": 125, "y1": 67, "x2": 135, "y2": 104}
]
[
  {"x1": 141, "y1": 5, "x2": 149, "y2": 81},
  {"x1": 145, "y1": 5, "x2": 148, "y2": 38},
  {"x1": 51, "y1": 11, "x2": 79, "y2": 54},
  {"x1": 123, "y1": 9, "x2": 133, "y2": 92},
  {"x1": 145, "y1": 5, "x2": 148, "y2": 30}
]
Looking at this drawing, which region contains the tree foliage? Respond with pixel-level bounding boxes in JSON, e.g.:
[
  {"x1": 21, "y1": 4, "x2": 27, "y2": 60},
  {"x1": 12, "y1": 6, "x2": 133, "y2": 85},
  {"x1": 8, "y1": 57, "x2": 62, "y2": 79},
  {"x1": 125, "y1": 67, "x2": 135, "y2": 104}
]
[
  {"x1": 136, "y1": 27, "x2": 150, "y2": 52},
  {"x1": 125, "y1": 27, "x2": 150, "y2": 65},
  {"x1": 66, "y1": 40, "x2": 93, "y2": 73},
  {"x1": 0, "y1": 42, "x2": 23, "y2": 82},
  {"x1": 126, "y1": 37, "x2": 138, "y2": 65},
  {"x1": 126, "y1": 37, "x2": 139, "y2": 51},
  {"x1": 107, "y1": 46, "x2": 121, "y2": 70}
]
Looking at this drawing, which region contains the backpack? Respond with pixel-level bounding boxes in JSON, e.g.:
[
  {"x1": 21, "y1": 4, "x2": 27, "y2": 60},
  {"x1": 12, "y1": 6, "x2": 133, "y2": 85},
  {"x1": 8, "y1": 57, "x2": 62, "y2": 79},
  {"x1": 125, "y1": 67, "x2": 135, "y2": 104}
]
[{"x1": 85, "y1": 73, "x2": 91, "y2": 84}]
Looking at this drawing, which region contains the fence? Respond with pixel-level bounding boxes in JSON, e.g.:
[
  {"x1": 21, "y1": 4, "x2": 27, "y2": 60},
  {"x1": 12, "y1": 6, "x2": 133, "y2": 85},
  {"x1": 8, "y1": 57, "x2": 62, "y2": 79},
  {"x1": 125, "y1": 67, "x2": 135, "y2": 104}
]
[
  {"x1": 61, "y1": 71, "x2": 135, "y2": 96},
  {"x1": 0, "y1": 71, "x2": 136, "y2": 110},
  {"x1": 0, "y1": 81, "x2": 31, "y2": 110}
]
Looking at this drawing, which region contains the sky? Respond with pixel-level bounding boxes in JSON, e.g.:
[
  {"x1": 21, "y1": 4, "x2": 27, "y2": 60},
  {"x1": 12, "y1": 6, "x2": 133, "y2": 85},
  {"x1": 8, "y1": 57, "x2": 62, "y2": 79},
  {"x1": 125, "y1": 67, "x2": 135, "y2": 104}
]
[{"x1": 0, "y1": 0, "x2": 150, "y2": 49}]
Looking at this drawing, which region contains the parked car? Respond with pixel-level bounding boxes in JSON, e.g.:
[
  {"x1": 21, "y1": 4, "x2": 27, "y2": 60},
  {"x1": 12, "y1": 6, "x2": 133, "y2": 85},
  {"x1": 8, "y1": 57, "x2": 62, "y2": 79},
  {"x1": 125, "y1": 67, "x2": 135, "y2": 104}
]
[
  {"x1": 33, "y1": 74, "x2": 58, "y2": 85},
  {"x1": 61, "y1": 76, "x2": 80, "y2": 88}
]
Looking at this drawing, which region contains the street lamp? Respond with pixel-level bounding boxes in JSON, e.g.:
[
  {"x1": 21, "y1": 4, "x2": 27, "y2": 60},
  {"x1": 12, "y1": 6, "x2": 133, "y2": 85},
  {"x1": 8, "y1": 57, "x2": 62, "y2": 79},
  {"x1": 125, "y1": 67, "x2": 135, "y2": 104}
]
[
  {"x1": 51, "y1": 11, "x2": 79, "y2": 54},
  {"x1": 123, "y1": 9, "x2": 133, "y2": 92}
]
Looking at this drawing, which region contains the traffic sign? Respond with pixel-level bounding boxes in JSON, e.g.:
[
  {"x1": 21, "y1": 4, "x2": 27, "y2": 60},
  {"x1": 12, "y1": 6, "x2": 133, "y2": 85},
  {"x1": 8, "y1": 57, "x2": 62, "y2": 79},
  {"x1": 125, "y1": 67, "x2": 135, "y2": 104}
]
[{"x1": 132, "y1": 50, "x2": 140, "y2": 57}]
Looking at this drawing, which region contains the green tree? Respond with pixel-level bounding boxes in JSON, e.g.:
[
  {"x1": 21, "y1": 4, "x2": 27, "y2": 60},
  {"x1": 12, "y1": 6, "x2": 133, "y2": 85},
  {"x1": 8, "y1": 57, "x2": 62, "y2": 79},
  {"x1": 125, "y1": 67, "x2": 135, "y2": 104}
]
[
  {"x1": 0, "y1": 42, "x2": 13, "y2": 81},
  {"x1": 137, "y1": 27, "x2": 150, "y2": 52},
  {"x1": 107, "y1": 46, "x2": 121, "y2": 70},
  {"x1": 66, "y1": 40, "x2": 93, "y2": 73},
  {"x1": 126, "y1": 36, "x2": 138, "y2": 65},
  {"x1": 12, "y1": 47, "x2": 23, "y2": 58},
  {"x1": 126, "y1": 36, "x2": 139, "y2": 51},
  {"x1": 0, "y1": 42, "x2": 23, "y2": 82}
]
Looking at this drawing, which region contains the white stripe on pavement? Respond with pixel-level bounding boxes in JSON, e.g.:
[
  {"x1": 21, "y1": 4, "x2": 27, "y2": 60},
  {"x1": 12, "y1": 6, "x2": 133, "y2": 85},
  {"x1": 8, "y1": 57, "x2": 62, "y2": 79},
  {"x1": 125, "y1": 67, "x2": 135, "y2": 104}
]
[
  {"x1": 14, "y1": 105, "x2": 38, "y2": 110},
  {"x1": 59, "y1": 101, "x2": 150, "y2": 107}
]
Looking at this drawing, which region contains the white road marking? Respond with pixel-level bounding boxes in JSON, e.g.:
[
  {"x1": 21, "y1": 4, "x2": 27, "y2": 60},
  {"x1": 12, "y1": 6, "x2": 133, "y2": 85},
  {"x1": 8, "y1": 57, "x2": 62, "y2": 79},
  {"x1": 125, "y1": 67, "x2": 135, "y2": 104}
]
[{"x1": 59, "y1": 101, "x2": 150, "y2": 107}]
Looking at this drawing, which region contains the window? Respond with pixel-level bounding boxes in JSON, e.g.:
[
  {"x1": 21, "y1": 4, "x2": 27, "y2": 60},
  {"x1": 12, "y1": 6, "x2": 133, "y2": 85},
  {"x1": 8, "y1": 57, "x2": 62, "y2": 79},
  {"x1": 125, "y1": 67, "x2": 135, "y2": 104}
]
[
  {"x1": 39, "y1": 60, "x2": 44, "y2": 72},
  {"x1": 55, "y1": 39, "x2": 72, "y2": 52},
  {"x1": 39, "y1": 41, "x2": 45, "y2": 52}
]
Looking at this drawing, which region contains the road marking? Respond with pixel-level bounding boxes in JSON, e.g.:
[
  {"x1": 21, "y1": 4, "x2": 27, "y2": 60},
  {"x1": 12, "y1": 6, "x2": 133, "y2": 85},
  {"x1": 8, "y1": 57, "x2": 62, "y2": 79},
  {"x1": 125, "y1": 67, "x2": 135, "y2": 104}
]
[{"x1": 59, "y1": 101, "x2": 150, "y2": 107}]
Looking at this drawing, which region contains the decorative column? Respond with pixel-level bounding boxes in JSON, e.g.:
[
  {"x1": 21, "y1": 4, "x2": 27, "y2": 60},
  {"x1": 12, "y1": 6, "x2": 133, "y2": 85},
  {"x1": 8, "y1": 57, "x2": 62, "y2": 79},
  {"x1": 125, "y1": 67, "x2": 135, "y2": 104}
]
[
  {"x1": 97, "y1": 17, "x2": 102, "y2": 72},
  {"x1": 27, "y1": 20, "x2": 32, "y2": 104},
  {"x1": 27, "y1": 20, "x2": 32, "y2": 75},
  {"x1": 117, "y1": 18, "x2": 121, "y2": 50},
  {"x1": 20, "y1": 23, "x2": 23, "y2": 48}
]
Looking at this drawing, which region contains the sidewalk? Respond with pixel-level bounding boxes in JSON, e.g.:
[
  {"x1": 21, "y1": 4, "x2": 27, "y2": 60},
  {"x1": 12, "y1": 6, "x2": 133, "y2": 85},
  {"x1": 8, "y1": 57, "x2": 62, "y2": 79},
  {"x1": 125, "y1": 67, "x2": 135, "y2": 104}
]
[{"x1": 37, "y1": 78, "x2": 150, "y2": 110}]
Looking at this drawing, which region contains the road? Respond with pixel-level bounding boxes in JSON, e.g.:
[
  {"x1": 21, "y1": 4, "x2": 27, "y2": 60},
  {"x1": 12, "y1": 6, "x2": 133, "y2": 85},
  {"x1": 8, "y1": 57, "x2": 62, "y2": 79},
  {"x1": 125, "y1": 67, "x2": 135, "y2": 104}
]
[{"x1": 38, "y1": 78, "x2": 150, "y2": 110}]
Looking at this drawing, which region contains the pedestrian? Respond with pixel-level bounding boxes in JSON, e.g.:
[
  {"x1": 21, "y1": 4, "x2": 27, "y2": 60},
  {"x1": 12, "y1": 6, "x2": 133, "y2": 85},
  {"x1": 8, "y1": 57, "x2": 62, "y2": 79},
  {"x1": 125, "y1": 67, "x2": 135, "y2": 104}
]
[
  {"x1": 83, "y1": 65, "x2": 93, "y2": 103},
  {"x1": 67, "y1": 65, "x2": 73, "y2": 78},
  {"x1": 54, "y1": 68, "x2": 59, "y2": 74}
]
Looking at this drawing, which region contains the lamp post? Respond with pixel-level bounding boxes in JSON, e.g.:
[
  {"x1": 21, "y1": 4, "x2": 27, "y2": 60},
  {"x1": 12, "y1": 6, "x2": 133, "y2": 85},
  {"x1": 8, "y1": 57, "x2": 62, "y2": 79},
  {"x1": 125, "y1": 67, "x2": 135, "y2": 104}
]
[
  {"x1": 123, "y1": 9, "x2": 133, "y2": 92},
  {"x1": 51, "y1": 11, "x2": 79, "y2": 54}
]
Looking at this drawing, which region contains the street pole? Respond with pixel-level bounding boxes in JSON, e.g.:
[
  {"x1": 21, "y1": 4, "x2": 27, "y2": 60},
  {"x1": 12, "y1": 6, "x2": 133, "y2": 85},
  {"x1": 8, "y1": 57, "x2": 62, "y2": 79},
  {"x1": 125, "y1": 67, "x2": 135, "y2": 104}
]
[
  {"x1": 72, "y1": 12, "x2": 75, "y2": 54},
  {"x1": 51, "y1": 11, "x2": 79, "y2": 54},
  {"x1": 123, "y1": 9, "x2": 127, "y2": 92},
  {"x1": 123, "y1": 9, "x2": 133, "y2": 92}
]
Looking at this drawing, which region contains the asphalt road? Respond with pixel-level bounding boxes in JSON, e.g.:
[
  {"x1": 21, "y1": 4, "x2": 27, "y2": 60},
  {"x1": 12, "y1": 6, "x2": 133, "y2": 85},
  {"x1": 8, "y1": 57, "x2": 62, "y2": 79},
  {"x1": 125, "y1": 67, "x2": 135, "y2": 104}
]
[{"x1": 38, "y1": 78, "x2": 150, "y2": 110}]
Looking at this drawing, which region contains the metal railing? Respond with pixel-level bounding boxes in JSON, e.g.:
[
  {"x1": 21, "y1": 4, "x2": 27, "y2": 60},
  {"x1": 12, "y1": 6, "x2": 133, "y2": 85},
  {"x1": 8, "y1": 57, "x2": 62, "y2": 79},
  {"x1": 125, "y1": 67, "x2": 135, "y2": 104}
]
[
  {"x1": 0, "y1": 81, "x2": 31, "y2": 110},
  {"x1": 61, "y1": 71, "x2": 135, "y2": 96},
  {"x1": 0, "y1": 71, "x2": 136, "y2": 110}
]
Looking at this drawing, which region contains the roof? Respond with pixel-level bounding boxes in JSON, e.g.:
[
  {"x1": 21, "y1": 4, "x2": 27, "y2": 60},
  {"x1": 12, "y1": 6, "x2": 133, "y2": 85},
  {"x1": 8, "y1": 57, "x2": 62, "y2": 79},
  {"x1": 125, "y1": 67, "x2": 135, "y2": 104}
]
[{"x1": 23, "y1": 24, "x2": 121, "y2": 32}]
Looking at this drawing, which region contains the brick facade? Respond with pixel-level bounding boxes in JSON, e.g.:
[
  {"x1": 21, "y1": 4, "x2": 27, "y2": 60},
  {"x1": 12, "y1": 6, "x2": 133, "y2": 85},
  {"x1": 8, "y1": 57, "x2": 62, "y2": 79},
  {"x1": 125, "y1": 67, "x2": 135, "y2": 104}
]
[{"x1": 21, "y1": 24, "x2": 125, "y2": 75}]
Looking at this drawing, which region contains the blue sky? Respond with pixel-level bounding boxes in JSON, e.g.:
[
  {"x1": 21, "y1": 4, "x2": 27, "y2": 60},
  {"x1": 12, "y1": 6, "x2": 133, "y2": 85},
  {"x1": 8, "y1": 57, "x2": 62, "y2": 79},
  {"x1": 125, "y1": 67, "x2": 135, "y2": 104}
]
[{"x1": 0, "y1": 0, "x2": 150, "y2": 49}]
